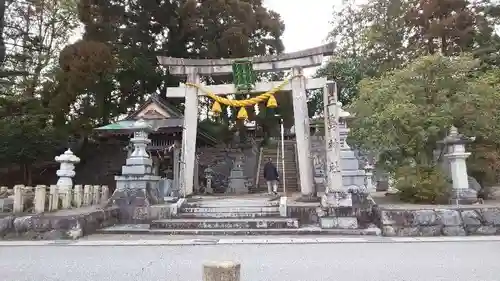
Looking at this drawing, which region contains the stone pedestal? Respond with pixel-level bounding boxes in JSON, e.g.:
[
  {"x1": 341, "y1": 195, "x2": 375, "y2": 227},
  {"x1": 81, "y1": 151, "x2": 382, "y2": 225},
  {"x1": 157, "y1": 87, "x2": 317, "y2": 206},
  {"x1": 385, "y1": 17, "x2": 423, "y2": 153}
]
[
  {"x1": 227, "y1": 158, "x2": 247, "y2": 194},
  {"x1": 109, "y1": 119, "x2": 163, "y2": 222},
  {"x1": 320, "y1": 191, "x2": 359, "y2": 229}
]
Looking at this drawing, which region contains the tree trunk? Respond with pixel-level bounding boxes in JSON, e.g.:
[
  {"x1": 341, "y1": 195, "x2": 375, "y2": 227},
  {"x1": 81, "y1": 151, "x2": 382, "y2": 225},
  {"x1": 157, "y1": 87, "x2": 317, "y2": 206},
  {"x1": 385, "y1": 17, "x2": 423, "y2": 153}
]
[
  {"x1": 441, "y1": 35, "x2": 448, "y2": 56},
  {"x1": 0, "y1": 0, "x2": 6, "y2": 66},
  {"x1": 23, "y1": 163, "x2": 32, "y2": 185}
]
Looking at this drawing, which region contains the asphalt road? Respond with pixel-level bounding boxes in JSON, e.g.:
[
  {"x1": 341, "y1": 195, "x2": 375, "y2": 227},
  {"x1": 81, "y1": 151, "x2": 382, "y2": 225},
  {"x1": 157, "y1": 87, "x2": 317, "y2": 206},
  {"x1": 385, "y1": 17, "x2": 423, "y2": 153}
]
[{"x1": 1, "y1": 240, "x2": 500, "y2": 281}]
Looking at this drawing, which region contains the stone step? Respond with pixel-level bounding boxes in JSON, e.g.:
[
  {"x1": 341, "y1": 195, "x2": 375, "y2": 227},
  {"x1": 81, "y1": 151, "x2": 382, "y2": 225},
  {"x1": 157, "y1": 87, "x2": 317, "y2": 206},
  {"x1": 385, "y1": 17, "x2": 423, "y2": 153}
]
[
  {"x1": 257, "y1": 181, "x2": 299, "y2": 186},
  {"x1": 262, "y1": 156, "x2": 295, "y2": 159},
  {"x1": 258, "y1": 177, "x2": 297, "y2": 180},
  {"x1": 184, "y1": 201, "x2": 279, "y2": 208},
  {"x1": 181, "y1": 206, "x2": 279, "y2": 213},
  {"x1": 150, "y1": 218, "x2": 299, "y2": 229},
  {"x1": 178, "y1": 211, "x2": 281, "y2": 219},
  {"x1": 97, "y1": 224, "x2": 380, "y2": 236}
]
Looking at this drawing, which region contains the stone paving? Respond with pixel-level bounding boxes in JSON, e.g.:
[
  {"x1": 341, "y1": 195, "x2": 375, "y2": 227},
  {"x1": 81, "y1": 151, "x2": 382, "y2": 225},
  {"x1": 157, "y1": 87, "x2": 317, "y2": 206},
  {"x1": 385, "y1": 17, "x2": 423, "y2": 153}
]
[
  {"x1": 1, "y1": 235, "x2": 500, "y2": 246},
  {"x1": 1, "y1": 239, "x2": 500, "y2": 281}
]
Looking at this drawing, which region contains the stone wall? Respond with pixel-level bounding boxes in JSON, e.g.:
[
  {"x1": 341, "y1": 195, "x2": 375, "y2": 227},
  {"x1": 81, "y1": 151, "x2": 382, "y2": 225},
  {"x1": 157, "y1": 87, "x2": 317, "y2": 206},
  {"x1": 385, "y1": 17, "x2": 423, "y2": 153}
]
[
  {"x1": 378, "y1": 207, "x2": 500, "y2": 236},
  {"x1": 197, "y1": 143, "x2": 259, "y2": 192},
  {"x1": 0, "y1": 207, "x2": 119, "y2": 240}
]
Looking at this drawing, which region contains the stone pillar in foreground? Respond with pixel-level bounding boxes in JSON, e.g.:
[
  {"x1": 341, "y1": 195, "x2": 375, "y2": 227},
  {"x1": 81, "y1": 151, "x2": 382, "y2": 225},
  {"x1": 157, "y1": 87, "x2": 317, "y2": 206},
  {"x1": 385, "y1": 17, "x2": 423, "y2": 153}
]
[
  {"x1": 180, "y1": 71, "x2": 200, "y2": 197},
  {"x1": 323, "y1": 82, "x2": 343, "y2": 196},
  {"x1": 109, "y1": 119, "x2": 163, "y2": 222},
  {"x1": 291, "y1": 67, "x2": 315, "y2": 201},
  {"x1": 320, "y1": 82, "x2": 358, "y2": 229},
  {"x1": 203, "y1": 261, "x2": 241, "y2": 281}
]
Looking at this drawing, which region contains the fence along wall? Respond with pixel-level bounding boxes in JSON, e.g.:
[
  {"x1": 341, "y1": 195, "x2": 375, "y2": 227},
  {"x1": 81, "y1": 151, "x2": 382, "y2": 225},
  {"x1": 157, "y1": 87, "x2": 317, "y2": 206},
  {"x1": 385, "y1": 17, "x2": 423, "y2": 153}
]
[{"x1": 1, "y1": 184, "x2": 109, "y2": 214}]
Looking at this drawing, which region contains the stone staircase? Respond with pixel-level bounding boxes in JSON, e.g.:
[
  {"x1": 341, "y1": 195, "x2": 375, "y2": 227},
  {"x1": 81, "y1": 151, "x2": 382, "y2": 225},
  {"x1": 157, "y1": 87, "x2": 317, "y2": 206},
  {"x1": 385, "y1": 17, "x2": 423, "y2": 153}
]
[
  {"x1": 148, "y1": 196, "x2": 301, "y2": 235},
  {"x1": 257, "y1": 141, "x2": 299, "y2": 193}
]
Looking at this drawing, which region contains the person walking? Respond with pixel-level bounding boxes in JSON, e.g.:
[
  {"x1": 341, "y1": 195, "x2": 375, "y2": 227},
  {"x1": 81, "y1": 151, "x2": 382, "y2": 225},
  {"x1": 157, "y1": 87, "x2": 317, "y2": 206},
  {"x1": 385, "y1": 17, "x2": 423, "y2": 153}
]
[{"x1": 263, "y1": 157, "x2": 279, "y2": 195}]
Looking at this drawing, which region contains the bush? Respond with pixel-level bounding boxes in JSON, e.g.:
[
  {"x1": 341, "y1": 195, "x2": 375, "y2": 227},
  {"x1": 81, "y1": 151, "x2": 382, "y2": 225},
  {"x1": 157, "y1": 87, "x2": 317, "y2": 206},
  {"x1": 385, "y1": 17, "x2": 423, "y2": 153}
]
[{"x1": 395, "y1": 165, "x2": 450, "y2": 204}]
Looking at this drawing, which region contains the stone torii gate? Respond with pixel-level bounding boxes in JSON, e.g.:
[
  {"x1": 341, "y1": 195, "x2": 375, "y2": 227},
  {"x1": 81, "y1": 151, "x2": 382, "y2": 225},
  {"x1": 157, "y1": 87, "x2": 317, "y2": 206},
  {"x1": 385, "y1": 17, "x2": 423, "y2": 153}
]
[{"x1": 157, "y1": 44, "x2": 335, "y2": 201}]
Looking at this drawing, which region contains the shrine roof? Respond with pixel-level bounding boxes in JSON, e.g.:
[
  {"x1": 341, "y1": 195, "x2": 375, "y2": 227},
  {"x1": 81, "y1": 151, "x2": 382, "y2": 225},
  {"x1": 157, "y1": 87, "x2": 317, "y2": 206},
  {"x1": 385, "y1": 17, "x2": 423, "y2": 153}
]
[
  {"x1": 93, "y1": 95, "x2": 217, "y2": 144},
  {"x1": 94, "y1": 118, "x2": 183, "y2": 132}
]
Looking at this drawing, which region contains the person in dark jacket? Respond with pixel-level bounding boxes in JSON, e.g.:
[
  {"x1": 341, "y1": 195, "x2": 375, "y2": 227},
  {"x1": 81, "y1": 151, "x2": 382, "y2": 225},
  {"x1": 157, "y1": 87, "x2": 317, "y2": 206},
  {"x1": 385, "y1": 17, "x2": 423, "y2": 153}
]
[{"x1": 263, "y1": 157, "x2": 279, "y2": 195}]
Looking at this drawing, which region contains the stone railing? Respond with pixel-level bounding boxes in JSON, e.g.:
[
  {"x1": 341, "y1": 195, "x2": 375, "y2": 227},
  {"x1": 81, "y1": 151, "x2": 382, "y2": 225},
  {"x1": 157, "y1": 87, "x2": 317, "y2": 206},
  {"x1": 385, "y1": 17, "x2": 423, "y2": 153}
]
[{"x1": 2, "y1": 184, "x2": 109, "y2": 214}]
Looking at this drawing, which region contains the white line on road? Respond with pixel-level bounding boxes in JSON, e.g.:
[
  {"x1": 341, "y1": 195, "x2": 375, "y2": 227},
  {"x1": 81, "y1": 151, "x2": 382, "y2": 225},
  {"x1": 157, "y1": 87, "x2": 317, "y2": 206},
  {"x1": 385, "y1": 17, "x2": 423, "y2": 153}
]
[{"x1": 1, "y1": 236, "x2": 500, "y2": 247}]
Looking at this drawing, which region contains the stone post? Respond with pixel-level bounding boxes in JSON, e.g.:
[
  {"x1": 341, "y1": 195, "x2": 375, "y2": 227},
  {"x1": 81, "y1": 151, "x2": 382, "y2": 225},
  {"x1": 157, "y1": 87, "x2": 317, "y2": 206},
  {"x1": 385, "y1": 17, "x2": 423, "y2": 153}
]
[
  {"x1": 320, "y1": 82, "x2": 358, "y2": 230},
  {"x1": 321, "y1": 83, "x2": 352, "y2": 207},
  {"x1": 180, "y1": 71, "x2": 200, "y2": 197},
  {"x1": 49, "y1": 185, "x2": 59, "y2": 211},
  {"x1": 34, "y1": 185, "x2": 47, "y2": 214},
  {"x1": 83, "y1": 185, "x2": 92, "y2": 206},
  {"x1": 61, "y1": 188, "x2": 73, "y2": 209},
  {"x1": 73, "y1": 185, "x2": 83, "y2": 208},
  {"x1": 203, "y1": 261, "x2": 240, "y2": 281},
  {"x1": 441, "y1": 126, "x2": 475, "y2": 204},
  {"x1": 101, "y1": 185, "x2": 109, "y2": 204},
  {"x1": 323, "y1": 82, "x2": 344, "y2": 195},
  {"x1": 291, "y1": 67, "x2": 315, "y2": 201},
  {"x1": 55, "y1": 148, "x2": 80, "y2": 209},
  {"x1": 172, "y1": 140, "x2": 181, "y2": 197},
  {"x1": 13, "y1": 185, "x2": 24, "y2": 213},
  {"x1": 92, "y1": 185, "x2": 101, "y2": 205}
]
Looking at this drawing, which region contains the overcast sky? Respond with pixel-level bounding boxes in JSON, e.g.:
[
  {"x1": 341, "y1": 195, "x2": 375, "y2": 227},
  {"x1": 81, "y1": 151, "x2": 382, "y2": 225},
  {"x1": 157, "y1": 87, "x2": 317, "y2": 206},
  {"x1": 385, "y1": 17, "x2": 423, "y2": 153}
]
[
  {"x1": 71, "y1": 1, "x2": 336, "y2": 53},
  {"x1": 69, "y1": 1, "x2": 337, "y2": 75},
  {"x1": 263, "y1": 0, "x2": 335, "y2": 53}
]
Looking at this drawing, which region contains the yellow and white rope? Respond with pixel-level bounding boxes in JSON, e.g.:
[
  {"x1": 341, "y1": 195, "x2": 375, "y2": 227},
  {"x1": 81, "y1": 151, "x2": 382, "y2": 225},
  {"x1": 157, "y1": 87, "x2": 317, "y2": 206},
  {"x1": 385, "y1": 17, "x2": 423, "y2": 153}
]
[{"x1": 184, "y1": 74, "x2": 302, "y2": 119}]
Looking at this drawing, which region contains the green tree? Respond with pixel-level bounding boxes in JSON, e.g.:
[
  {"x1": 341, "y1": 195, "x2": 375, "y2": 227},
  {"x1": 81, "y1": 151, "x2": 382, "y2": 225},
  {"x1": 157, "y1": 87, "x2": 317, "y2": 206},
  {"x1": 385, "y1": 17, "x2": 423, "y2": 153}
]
[
  {"x1": 3, "y1": 0, "x2": 79, "y2": 97},
  {"x1": 312, "y1": 0, "x2": 500, "y2": 117},
  {"x1": 348, "y1": 54, "x2": 500, "y2": 202},
  {"x1": 309, "y1": 0, "x2": 413, "y2": 116},
  {"x1": 308, "y1": 57, "x2": 364, "y2": 116},
  {"x1": 56, "y1": 0, "x2": 285, "y2": 137},
  {"x1": 0, "y1": 97, "x2": 64, "y2": 184}
]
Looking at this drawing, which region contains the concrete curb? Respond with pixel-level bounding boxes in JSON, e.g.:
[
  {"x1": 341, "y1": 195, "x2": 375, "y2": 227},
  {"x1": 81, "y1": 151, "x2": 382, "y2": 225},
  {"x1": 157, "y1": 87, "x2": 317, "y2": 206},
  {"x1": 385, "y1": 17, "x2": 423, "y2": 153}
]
[{"x1": 1, "y1": 236, "x2": 500, "y2": 247}]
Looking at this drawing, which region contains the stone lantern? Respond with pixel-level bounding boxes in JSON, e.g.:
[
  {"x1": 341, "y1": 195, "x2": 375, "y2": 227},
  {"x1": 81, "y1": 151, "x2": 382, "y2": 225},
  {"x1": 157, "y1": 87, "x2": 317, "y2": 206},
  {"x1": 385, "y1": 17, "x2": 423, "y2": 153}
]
[
  {"x1": 439, "y1": 126, "x2": 476, "y2": 204},
  {"x1": 55, "y1": 148, "x2": 80, "y2": 189},
  {"x1": 110, "y1": 118, "x2": 163, "y2": 222},
  {"x1": 364, "y1": 163, "x2": 374, "y2": 191},
  {"x1": 204, "y1": 167, "x2": 214, "y2": 194}
]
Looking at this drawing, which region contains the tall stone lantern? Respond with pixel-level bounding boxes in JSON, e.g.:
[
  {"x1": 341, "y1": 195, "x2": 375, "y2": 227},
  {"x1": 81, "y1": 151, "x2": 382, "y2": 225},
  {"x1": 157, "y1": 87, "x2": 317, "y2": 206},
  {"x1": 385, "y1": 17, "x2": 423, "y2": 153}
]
[
  {"x1": 439, "y1": 126, "x2": 476, "y2": 204},
  {"x1": 109, "y1": 119, "x2": 163, "y2": 222}
]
